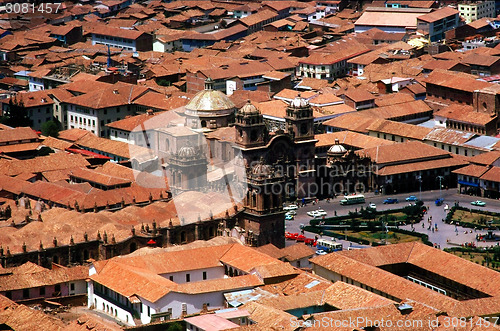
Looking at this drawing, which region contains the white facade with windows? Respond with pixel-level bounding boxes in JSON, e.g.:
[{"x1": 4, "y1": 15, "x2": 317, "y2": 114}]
[
  {"x1": 458, "y1": 1, "x2": 495, "y2": 24},
  {"x1": 91, "y1": 33, "x2": 138, "y2": 51}
]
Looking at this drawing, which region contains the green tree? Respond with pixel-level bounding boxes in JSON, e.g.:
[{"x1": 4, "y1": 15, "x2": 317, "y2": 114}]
[
  {"x1": 1, "y1": 97, "x2": 31, "y2": 127},
  {"x1": 41, "y1": 120, "x2": 60, "y2": 137}
]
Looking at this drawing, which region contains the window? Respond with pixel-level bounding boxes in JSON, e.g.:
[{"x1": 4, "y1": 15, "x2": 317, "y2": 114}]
[
  {"x1": 23, "y1": 289, "x2": 29, "y2": 299},
  {"x1": 70, "y1": 283, "x2": 75, "y2": 291},
  {"x1": 147, "y1": 306, "x2": 151, "y2": 316},
  {"x1": 186, "y1": 274, "x2": 190, "y2": 282},
  {"x1": 40, "y1": 287, "x2": 45, "y2": 296},
  {"x1": 55, "y1": 284, "x2": 61, "y2": 293},
  {"x1": 169, "y1": 276, "x2": 174, "y2": 281},
  {"x1": 203, "y1": 271, "x2": 207, "y2": 280}
]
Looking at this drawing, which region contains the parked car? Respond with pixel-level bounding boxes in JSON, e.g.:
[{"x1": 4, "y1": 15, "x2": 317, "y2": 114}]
[
  {"x1": 406, "y1": 195, "x2": 418, "y2": 202},
  {"x1": 304, "y1": 238, "x2": 317, "y2": 246},
  {"x1": 307, "y1": 209, "x2": 327, "y2": 218},
  {"x1": 286, "y1": 210, "x2": 297, "y2": 215},
  {"x1": 471, "y1": 200, "x2": 486, "y2": 207},
  {"x1": 383, "y1": 198, "x2": 398, "y2": 204},
  {"x1": 283, "y1": 204, "x2": 298, "y2": 211},
  {"x1": 285, "y1": 232, "x2": 298, "y2": 240},
  {"x1": 296, "y1": 235, "x2": 307, "y2": 242},
  {"x1": 435, "y1": 198, "x2": 444, "y2": 206},
  {"x1": 368, "y1": 203, "x2": 376, "y2": 209},
  {"x1": 316, "y1": 250, "x2": 327, "y2": 255},
  {"x1": 285, "y1": 214, "x2": 294, "y2": 221}
]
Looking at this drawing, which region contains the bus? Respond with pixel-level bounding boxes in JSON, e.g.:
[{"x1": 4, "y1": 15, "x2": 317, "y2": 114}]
[
  {"x1": 316, "y1": 239, "x2": 343, "y2": 253},
  {"x1": 339, "y1": 194, "x2": 365, "y2": 205}
]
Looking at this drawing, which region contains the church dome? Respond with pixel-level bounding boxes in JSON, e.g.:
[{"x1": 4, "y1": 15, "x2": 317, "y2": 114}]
[
  {"x1": 328, "y1": 139, "x2": 347, "y2": 155},
  {"x1": 252, "y1": 158, "x2": 272, "y2": 177},
  {"x1": 178, "y1": 146, "x2": 197, "y2": 158},
  {"x1": 239, "y1": 100, "x2": 260, "y2": 115},
  {"x1": 185, "y1": 78, "x2": 235, "y2": 113}
]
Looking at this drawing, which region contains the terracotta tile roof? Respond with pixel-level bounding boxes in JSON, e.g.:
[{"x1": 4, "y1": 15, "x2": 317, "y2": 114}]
[
  {"x1": 242, "y1": 302, "x2": 296, "y2": 331},
  {"x1": 322, "y1": 112, "x2": 380, "y2": 133},
  {"x1": 469, "y1": 151, "x2": 500, "y2": 166},
  {"x1": 300, "y1": 44, "x2": 370, "y2": 66},
  {"x1": 424, "y1": 69, "x2": 491, "y2": 93},
  {"x1": 0, "y1": 153, "x2": 90, "y2": 177},
  {"x1": 254, "y1": 244, "x2": 286, "y2": 260},
  {"x1": 452, "y1": 164, "x2": 488, "y2": 177},
  {"x1": 239, "y1": 9, "x2": 278, "y2": 27},
  {"x1": 315, "y1": 131, "x2": 396, "y2": 150},
  {"x1": 361, "y1": 99, "x2": 432, "y2": 120},
  {"x1": 88, "y1": 24, "x2": 148, "y2": 40},
  {"x1": 375, "y1": 92, "x2": 414, "y2": 107},
  {"x1": 106, "y1": 112, "x2": 162, "y2": 132},
  {"x1": 357, "y1": 140, "x2": 451, "y2": 164},
  {"x1": 0, "y1": 142, "x2": 40, "y2": 154},
  {"x1": 322, "y1": 281, "x2": 395, "y2": 310},
  {"x1": 69, "y1": 167, "x2": 132, "y2": 187},
  {"x1": 40, "y1": 137, "x2": 74, "y2": 151},
  {"x1": 66, "y1": 82, "x2": 150, "y2": 110},
  {"x1": 355, "y1": 10, "x2": 425, "y2": 29},
  {"x1": 434, "y1": 104, "x2": 497, "y2": 126},
  {"x1": 251, "y1": 262, "x2": 299, "y2": 280},
  {"x1": 0, "y1": 127, "x2": 38, "y2": 144},
  {"x1": 273, "y1": 89, "x2": 316, "y2": 100},
  {"x1": 90, "y1": 261, "x2": 176, "y2": 303},
  {"x1": 221, "y1": 244, "x2": 288, "y2": 274},
  {"x1": 58, "y1": 80, "x2": 112, "y2": 95},
  {"x1": 0, "y1": 265, "x2": 87, "y2": 292},
  {"x1": 462, "y1": 53, "x2": 500, "y2": 67},
  {"x1": 74, "y1": 132, "x2": 151, "y2": 159},
  {"x1": 310, "y1": 300, "x2": 442, "y2": 331},
  {"x1": 417, "y1": 7, "x2": 458, "y2": 23},
  {"x1": 57, "y1": 129, "x2": 91, "y2": 142},
  {"x1": 366, "y1": 119, "x2": 432, "y2": 140},
  {"x1": 280, "y1": 243, "x2": 315, "y2": 262},
  {"x1": 480, "y1": 166, "x2": 500, "y2": 183},
  {"x1": 3, "y1": 90, "x2": 54, "y2": 108},
  {"x1": 177, "y1": 274, "x2": 263, "y2": 294},
  {"x1": 0, "y1": 295, "x2": 67, "y2": 331},
  {"x1": 205, "y1": 126, "x2": 237, "y2": 143},
  {"x1": 260, "y1": 271, "x2": 332, "y2": 296},
  {"x1": 344, "y1": 88, "x2": 375, "y2": 102},
  {"x1": 375, "y1": 154, "x2": 469, "y2": 176},
  {"x1": 316, "y1": 103, "x2": 356, "y2": 116}
]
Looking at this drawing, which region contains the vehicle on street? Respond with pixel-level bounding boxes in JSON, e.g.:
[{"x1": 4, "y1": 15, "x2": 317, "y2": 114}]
[
  {"x1": 283, "y1": 204, "x2": 298, "y2": 211},
  {"x1": 285, "y1": 232, "x2": 298, "y2": 240},
  {"x1": 316, "y1": 238, "x2": 342, "y2": 253},
  {"x1": 435, "y1": 198, "x2": 444, "y2": 206},
  {"x1": 340, "y1": 194, "x2": 365, "y2": 205},
  {"x1": 406, "y1": 195, "x2": 418, "y2": 201},
  {"x1": 285, "y1": 214, "x2": 294, "y2": 221},
  {"x1": 471, "y1": 200, "x2": 486, "y2": 207},
  {"x1": 316, "y1": 250, "x2": 328, "y2": 255},
  {"x1": 383, "y1": 198, "x2": 398, "y2": 204},
  {"x1": 296, "y1": 235, "x2": 307, "y2": 242},
  {"x1": 286, "y1": 210, "x2": 297, "y2": 215},
  {"x1": 304, "y1": 238, "x2": 316, "y2": 246},
  {"x1": 307, "y1": 209, "x2": 327, "y2": 218},
  {"x1": 368, "y1": 203, "x2": 376, "y2": 209}
]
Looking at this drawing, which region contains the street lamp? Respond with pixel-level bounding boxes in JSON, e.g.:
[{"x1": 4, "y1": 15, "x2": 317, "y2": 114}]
[
  {"x1": 416, "y1": 175, "x2": 422, "y2": 201},
  {"x1": 436, "y1": 176, "x2": 444, "y2": 200}
]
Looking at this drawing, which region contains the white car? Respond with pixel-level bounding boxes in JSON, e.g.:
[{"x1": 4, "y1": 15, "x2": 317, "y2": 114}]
[
  {"x1": 307, "y1": 209, "x2": 327, "y2": 218},
  {"x1": 368, "y1": 203, "x2": 376, "y2": 209},
  {"x1": 283, "y1": 204, "x2": 298, "y2": 211},
  {"x1": 316, "y1": 250, "x2": 327, "y2": 255},
  {"x1": 286, "y1": 210, "x2": 297, "y2": 215}
]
